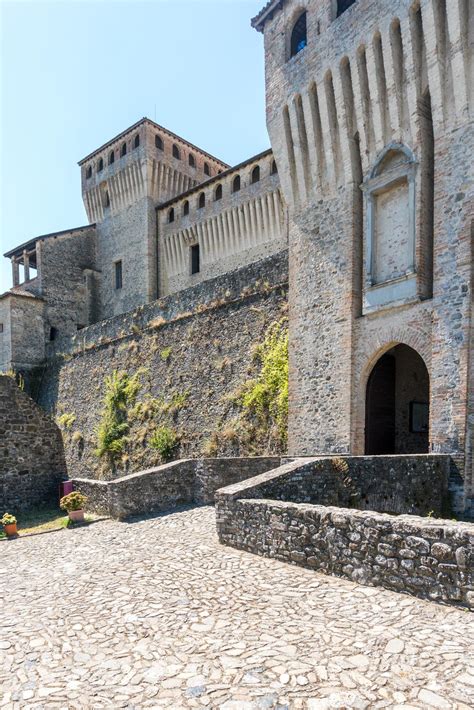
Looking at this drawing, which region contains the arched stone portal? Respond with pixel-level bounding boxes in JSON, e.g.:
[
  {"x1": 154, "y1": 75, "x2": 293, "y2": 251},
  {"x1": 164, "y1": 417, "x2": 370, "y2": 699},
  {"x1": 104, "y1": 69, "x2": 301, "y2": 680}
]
[{"x1": 365, "y1": 344, "x2": 429, "y2": 455}]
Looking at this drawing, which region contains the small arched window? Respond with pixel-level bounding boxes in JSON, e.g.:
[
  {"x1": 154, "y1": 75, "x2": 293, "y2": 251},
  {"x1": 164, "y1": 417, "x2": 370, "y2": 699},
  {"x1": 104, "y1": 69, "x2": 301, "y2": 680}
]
[
  {"x1": 204, "y1": 162, "x2": 210, "y2": 176},
  {"x1": 121, "y1": 142, "x2": 127, "y2": 157},
  {"x1": 134, "y1": 135, "x2": 140, "y2": 149},
  {"x1": 172, "y1": 144, "x2": 181, "y2": 159},
  {"x1": 198, "y1": 192, "x2": 205, "y2": 209},
  {"x1": 155, "y1": 134, "x2": 163, "y2": 150},
  {"x1": 97, "y1": 158, "x2": 104, "y2": 172},
  {"x1": 290, "y1": 11, "x2": 307, "y2": 58},
  {"x1": 251, "y1": 165, "x2": 260, "y2": 184},
  {"x1": 109, "y1": 151, "x2": 115, "y2": 165},
  {"x1": 183, "y1": 200, "x2": 189, "y2": 216},
  {"x1": 105, "y1": 191, "x2": 110, "y2": 208},
  {"x1": 232, "y1": 175, "x2": 241, "y2": 193},
  {"x1": 214, "y1": 184, "x2": 223, "y2": 201},
  {"x1": 271, "y1": 160, "x2": 278, "y2": 175},
  {"x1": 86, "y1": 166, "x2": 92, "y2": 179},
  {"x1": 189, "y1": 153, "x2": 196, "y2": 168},
  {"x1": 168, "y1": 208, "x2": 175, "y2": 223}
]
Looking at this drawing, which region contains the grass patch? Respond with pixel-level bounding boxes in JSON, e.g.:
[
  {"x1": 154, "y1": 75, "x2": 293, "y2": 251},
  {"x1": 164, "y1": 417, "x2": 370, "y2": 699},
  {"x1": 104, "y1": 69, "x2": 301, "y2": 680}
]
[{"x1": 2, "y1": 504, "x2": 100, "y2": 537}]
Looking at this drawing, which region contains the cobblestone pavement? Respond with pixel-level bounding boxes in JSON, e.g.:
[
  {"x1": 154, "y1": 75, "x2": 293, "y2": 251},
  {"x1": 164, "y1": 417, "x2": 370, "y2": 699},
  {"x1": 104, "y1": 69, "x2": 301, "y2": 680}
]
[{"x1": 1, "y1": 506, "x2": 473, "y2": 710}]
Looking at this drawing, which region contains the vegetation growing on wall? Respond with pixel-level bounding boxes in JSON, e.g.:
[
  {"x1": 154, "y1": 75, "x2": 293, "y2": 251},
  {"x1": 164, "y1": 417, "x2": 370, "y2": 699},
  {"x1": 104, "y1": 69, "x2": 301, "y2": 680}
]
[
  {"x1": 149, "y1": 426, "x2": 179, "y2": 461},
  {"x1": 95, "y1": 370, "x2": 142, "y2": 463},
  {"x1": 203, "y1": 318, "x2": 289, "y2": 456}
]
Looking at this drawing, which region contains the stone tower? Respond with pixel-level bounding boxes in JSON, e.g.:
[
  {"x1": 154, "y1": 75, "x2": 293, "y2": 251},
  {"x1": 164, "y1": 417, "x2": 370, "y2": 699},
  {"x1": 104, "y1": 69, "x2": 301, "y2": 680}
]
[
  {"x1": 253, "y1": 0, "x2": 473, "y2": 508},
  {"x1": 79, "y1": 118, "x2": 228, "y2": 319}
]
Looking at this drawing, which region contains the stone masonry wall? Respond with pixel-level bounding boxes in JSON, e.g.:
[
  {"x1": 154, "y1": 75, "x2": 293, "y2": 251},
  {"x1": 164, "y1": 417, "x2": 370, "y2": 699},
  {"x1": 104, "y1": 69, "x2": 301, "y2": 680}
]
[
  {"x1": 216, "y1": 498, "x2": 474, "y2": 609},
  {"x1": 216, "y1": 455, "x2": 451, "y2": 517},
  {"x1": 0, "y1": 375, "x2": 66, "y2": 512},
  {"x1": 36, "y1": 253, "x2": 288, "y2": 480},
  {"x1": 73, "y1": 456, "x2": 280, "y2": 519}
]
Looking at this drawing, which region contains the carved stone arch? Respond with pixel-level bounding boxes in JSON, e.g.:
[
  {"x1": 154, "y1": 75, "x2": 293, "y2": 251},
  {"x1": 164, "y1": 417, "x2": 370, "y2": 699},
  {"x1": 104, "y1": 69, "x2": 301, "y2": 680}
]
[
  {"x1": 369, "y1": 141, "x2": 416, "y2": 180},
  {"x1": 352, "y1": 322, "x2": 431, "y2": 453}
]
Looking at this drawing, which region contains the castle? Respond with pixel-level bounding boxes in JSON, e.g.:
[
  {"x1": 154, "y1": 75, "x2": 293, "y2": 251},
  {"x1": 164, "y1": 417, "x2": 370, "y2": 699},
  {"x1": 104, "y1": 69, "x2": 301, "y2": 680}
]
[{"x1": 1, "y1": 0, "x2": 473, "y2": 516}]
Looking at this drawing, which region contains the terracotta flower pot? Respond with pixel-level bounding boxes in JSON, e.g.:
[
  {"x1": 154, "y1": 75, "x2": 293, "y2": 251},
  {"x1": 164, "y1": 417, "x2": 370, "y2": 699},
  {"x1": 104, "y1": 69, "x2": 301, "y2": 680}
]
[
  {"x1": 4, "y1": 523, "x2": 17, "y2": 537},
  {"x1": 68, "y1": 509, "x2": 85, "y2": 523}
]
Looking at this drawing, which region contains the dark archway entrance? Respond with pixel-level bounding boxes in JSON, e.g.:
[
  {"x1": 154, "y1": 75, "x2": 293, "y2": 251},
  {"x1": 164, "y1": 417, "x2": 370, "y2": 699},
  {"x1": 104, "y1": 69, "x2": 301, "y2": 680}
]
[{"x1": 365, "y1": 344, "x2": 429, "y2": 455}]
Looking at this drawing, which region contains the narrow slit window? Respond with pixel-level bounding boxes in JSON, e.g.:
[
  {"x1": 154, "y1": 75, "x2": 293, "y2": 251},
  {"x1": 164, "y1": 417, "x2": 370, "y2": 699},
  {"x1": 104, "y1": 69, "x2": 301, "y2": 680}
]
[
  {"x1": 0, "y1": 323, "x2": 3, "y2": 334},
  {"x1": 189, "y1": 153, "x2": 195, "y2": 167},
  {"x1": 121, "y1": 142, "x2": 127, "y2": 157},
  {"x1": 97, "y1": 158, "x2": 104, "y2": 172},
  {"x1": 109, "y1": 151, "x2": 115, "y2": 165},
  {"x1": 271, "y1": 160, "x2": 278, "y2": 175},
  {"x1": 232, "y1": 175, "x2": 241, "y2": 192},
  {"x1": 290, "y1": 11, "x2": 307, "y2": 58},
  {"x1": 155, "y1": 134, "x2": 163, "y2": 150},
  {"x1": 204, "y1": 162, "x2": 210, "y2": 176},
  {"x1": 115, "y1": 260, "x2": 123, "y2": 290},
  {"x1": 134, "y1": 135, "x2": 140, "y2": 149},
  {"x1": 191, "y1": 244, "x2": 200, "y2": 274},
  {"x1": 86, "y1": 166, "x2": 92, "y2": 179},
  {"x1": 198, "y1": 192, "x2": 205, "y2": 209},
  {"x1": 214, "y1": 184, "x2": 223, "y2": 201},
  {"x1": 168, "y1": 208, "x2": 175, "y2": 223},
  {"x1": 183, "y1": 200, "x2": 189, "y2": 216},
  {"x1": 172, "y1": 144, "x2": 181, "y2": 159}
]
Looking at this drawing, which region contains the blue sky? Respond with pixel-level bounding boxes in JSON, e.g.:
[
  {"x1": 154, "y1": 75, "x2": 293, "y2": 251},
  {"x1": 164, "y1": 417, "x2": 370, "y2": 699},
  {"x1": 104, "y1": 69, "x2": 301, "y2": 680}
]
[{"x1": 0, "y1": 0, "x2": 267, "y2": 291}]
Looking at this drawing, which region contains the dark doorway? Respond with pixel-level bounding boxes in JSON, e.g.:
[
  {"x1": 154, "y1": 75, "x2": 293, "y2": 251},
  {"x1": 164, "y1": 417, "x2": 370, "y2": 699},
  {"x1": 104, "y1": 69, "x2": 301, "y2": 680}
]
[{"x1": 365, "y1": 344, "x2": 429, "y2": 455}]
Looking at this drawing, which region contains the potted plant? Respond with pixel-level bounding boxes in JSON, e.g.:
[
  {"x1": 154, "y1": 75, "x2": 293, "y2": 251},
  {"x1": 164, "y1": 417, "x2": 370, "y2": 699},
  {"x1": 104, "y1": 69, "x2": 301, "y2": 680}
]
[
  {"x1": 60, "y1": 491, "x2": 88, "y2": 523},
  {"x1": 1, "y1": 513, "x2": 18, "y2": 537}
]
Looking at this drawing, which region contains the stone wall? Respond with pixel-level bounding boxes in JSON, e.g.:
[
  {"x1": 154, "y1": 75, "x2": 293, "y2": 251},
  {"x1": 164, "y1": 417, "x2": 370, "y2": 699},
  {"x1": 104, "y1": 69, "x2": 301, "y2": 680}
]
[
  {"x1": 259, "y1": 0, "x2": 474, "y2": 516},
  {"x1": 37, "y1": 226, "x2": 97, "y2": 337},
  {"x1": 73, "y1": 456, "x2": 280, "y2": 519},
  {"x1": 0, "y1": 375, "x2": 66, "y2": 512},
  {"x1": 216, "y1": 497, "x2": 474, "y2": 608},
  {"x1": 0, "y1": 293, "x2": 45, "y2": 371},
  {"x1": 158, "y1": 150, "x2": 287, "y2": 296},
  {"x1": 36, "y1": 253, "x2": 288, "y2": 480},
  {"x1": 220, "y1": 455, "x2": 451, "y2": 517}
]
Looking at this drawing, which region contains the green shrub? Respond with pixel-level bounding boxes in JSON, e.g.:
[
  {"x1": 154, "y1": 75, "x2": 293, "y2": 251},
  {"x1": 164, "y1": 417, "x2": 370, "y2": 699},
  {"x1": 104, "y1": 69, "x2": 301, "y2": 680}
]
[
  {"x1": 239, "y1": 318, "x2": 288, "y2": 446},
  {"x1": 160, "y1": 347, "x2": 172, "y2": 361},
  {"x1": 149, "y1": 426, "x2": 179, "y2": 461},
  {"x1": 95, "y1": 370, "x2": 142, "y2": 461}
]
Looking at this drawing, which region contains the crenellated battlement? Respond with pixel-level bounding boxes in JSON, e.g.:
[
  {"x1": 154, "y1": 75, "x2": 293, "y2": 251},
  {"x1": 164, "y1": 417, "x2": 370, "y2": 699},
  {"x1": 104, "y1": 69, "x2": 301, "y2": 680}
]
[
  {"x1": 157, "y1": 150, "x2": 286, "y2": 295},
  {"x1": 79, "y1": 118, "x2": 229, "y2": 223}
]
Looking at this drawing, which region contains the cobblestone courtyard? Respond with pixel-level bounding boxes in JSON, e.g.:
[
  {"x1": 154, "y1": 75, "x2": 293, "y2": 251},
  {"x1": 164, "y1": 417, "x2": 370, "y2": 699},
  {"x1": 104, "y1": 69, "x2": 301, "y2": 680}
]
[{"x1": 1, "y1": 506, "x2": 473, "y2": 710}]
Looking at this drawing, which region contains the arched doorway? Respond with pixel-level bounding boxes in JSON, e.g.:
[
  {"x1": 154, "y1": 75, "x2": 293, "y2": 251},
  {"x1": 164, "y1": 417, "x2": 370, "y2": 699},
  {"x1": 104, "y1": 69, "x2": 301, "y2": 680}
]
[{"x1": 365, "y1": 344, "x2": 429, "y2": 455}]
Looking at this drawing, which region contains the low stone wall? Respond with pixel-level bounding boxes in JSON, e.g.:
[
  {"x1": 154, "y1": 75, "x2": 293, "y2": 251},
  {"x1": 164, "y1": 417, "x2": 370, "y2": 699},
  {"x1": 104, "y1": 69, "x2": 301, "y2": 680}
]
[
  {"x1": 215, "y1": 498, "x2": 474, "y2": 608},
  {"x1": 73, "y1": 457, "x2": 281, "y2": 520},
  {"x1": 194, "y1": 457, "x2": 280, "y2": 504},
  {"x1": 219, "y1": 455, "x2": 451, "y2": 517},
  {"x1": 0, "y1": 375, "x2": 66, "y2": 512}
]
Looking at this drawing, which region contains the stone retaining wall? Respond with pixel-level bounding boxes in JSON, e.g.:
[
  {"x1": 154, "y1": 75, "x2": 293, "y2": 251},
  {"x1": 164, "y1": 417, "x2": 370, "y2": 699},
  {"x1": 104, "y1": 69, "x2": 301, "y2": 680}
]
[
  {"x1": 73, "y1": 457, "x2": 280, "y2": 519},
  {"x1": 218, "y1": 455, "x2": 451, "y2": 517},
  {"x1": 36, "y1": 252, "x2": 288, "y2": 480},
  {"x1": 0, "y1": 375, "x2": 66, "y2": 512},
  {"x1": 215, "y1": 498, "x2": 474, "y2": 609}
]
